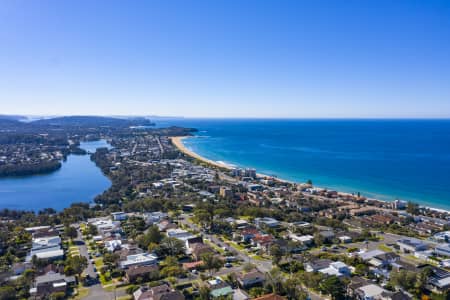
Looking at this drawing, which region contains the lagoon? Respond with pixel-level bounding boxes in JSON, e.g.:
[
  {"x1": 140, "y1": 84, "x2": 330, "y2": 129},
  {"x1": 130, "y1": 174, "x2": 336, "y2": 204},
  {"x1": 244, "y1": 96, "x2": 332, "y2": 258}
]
[{"x1": 0, "y1": 140, "x2": 111, "y2": 211}]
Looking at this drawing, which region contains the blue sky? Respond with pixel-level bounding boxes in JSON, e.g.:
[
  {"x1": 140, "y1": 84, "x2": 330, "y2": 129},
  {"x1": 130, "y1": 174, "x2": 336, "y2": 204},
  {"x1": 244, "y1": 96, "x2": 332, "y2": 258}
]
[{"x1": 1, "y1": 0, "x2": 450, "y2": 118}]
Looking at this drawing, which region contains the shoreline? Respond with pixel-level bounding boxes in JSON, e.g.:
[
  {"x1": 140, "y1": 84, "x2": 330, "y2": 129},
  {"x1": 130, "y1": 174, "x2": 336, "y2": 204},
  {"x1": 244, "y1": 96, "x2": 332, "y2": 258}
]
[
  {"x1": 171, "y1": 136, "x2": 450, "y2": 214},
  {"x1": 171, "y1": 136, "x2": 234, "y2": 170}
]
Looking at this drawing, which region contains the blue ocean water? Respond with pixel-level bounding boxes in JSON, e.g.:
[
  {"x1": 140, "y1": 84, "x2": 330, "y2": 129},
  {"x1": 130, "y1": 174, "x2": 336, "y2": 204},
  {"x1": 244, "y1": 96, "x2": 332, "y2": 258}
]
[
  {"x1": 157, "y1": 119, "x2": 450, "y2": 210},
  {"x1": 0, "y1": 140, "x2": 111, "y2": 211}
]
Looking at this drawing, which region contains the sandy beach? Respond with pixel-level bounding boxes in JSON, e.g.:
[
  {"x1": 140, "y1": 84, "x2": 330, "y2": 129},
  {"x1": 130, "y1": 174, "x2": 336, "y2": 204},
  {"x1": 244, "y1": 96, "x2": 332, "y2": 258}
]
[
  {"x1": 170, "y1": 136, "x2": 292, "y2": 183},
  {"x1": 170, "y1": 136, "x2": 233, "y2": 170}
]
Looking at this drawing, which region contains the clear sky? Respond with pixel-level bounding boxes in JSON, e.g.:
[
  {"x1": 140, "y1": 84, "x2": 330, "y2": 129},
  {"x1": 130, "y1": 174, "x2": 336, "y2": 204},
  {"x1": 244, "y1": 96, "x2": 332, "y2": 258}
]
[{"x1": 1, "y1": 0, "x2": 450, "y2": 118}]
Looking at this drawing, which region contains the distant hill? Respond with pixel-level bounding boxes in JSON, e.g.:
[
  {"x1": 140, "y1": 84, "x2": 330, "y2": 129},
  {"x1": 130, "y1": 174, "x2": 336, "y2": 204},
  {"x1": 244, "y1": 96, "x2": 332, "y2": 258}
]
[
  {"x1": 0, "y1": 116, "x2": 25, "y2": 127},
  {"x1": 0, "y1": 115, "x2": 27, "y2": 121},
  {"x1": 31, "y1": 116, "x2": 155, "y2": 127}
]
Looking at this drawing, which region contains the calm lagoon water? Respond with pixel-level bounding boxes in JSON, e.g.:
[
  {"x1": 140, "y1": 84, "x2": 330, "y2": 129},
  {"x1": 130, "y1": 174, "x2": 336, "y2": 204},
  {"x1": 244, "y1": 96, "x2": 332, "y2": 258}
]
[
  {"x1": 0, "y1": 140, "x2": 111, "y2": 211},
  {"x1": 156, "y1": 119, "x2": 450, "y2": 210}
]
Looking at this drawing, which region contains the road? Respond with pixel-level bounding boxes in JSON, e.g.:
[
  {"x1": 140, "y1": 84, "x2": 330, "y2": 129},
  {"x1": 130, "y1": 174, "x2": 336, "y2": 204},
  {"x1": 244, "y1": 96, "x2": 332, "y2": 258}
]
[{"x1": 74, "y1": 228, "x2": 127, "y2": 300}]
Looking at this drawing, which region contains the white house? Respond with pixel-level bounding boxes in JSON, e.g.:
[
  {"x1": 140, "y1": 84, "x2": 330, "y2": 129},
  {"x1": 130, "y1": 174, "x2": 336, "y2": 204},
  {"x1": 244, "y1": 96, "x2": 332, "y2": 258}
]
[{"x1": 120, "y1": 253, "x2": 158, "y2": 269}]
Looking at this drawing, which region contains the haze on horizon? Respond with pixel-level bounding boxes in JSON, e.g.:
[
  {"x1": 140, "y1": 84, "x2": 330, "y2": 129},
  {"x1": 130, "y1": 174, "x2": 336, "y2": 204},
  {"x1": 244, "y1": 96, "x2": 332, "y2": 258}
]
[{"x1": 1, "y1": 0, "x2": 450, "y2": 119}]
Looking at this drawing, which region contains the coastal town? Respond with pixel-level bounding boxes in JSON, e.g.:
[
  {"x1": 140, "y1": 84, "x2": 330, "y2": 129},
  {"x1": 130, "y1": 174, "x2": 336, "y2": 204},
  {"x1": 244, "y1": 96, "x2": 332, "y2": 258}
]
[{"x1": 1, "y1": 118, "x2": 450, "y2": 300}]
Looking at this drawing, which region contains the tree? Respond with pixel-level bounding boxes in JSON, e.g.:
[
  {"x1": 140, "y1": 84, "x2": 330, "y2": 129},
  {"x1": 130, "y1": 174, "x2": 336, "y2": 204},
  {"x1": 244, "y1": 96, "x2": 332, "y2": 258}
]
[
  {"x1": 266, "y1": 267, "x2": 284, "y2": 294},
  {"x1": 390, "y1": 269, "x2": 417, "y2": 292},
  {"x1": 65, "y1": 255, "x2": 87, "y2": 278},
  {"x1": 86, "y1": 224, "x2": 98, "y2": 236},
  {"x1": 138, "y1": 225, "x2": 162, "y2": 249},
  {"x1": 0, "y1": 286, "x2": 15, "y2": 300},
  {"x1": 198, "y1": 285, "x2": 211, "y2": 300},
  {"x1": 284, "y1": 277, "x2": 308, "y2": 300},
  {"x1": 158, "y1": 237, "x2": 186, "y2": 257},
  {"x1": 201, "y1": 253, "x2": 223, "y2": 276},
  {"x1": 414, "y1": 267, "x2": 432, "y2": 296},
  {"x1": 225, "y1": 273, "x2": 238, "y2": 288},
  {"x1": 270, "y1": 244, "x2": 283, "y2": 266},
  {"x1": 64, "y1": 226, "x2": 77, "y2": 240},
  {"x1": 319, "y1": 276, "x2": 346, "y2": 300},
  {"x1": 355, "y1": 263, "x2": 369, "y2": 276},
  {"x1": 249, "y1": 287, "x2": 265, "y2": 298}
]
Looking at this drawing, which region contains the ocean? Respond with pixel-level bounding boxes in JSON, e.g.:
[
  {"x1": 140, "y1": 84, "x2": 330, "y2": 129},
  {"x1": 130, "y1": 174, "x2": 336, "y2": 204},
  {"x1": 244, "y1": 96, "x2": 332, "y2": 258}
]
[{"x1": 156, "y1": 119, "x2": 450, "y2": 210}]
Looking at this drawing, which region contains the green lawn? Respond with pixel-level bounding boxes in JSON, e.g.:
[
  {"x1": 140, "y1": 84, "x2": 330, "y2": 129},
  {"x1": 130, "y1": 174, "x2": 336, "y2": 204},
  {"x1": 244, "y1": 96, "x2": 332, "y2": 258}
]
[
  {"x1": 227, "y1": 240, "x2": 245, "y2": 251},
  {"x1": 99, "y1": 273, "x2": 113, "y2": 286},
  {"x1": 377, "y1": 244, "x2": 392, "y2": 252},
  {"x1": 250, "y1": 255, "x2": 266, "y2": 261},
  {"x1": 94, "y1": 258, "x2": 104, "y2": 268}
]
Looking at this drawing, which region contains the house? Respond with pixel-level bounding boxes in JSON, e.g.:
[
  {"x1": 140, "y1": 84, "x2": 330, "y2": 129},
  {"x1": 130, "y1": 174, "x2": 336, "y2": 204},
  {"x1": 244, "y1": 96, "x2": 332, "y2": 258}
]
[
  {"x1": 133, "y1": 284, "x2": 185, "y2": 300},
  {"x1": 210, "y1": 286, "x2": 234, "y2": 299},
  {"x1": 319, "y1": 230, "x2": 335, "y2": 243},
  {"x1": 186, "y1": 236, "x2": 204, "y2": 250},
  {"x1": 125, "y1": 265, "x2": 159, "y2": 283},
  {"x1": 158, "y1": 220, "x2": 177, "y2": 232},
  {"x1": 191, "y1": 243, "x2": 214, "y2": 260},
  {"x1": 28, "y1": 248, "x2": 64, "y2": 262},
  {"x1": 347, "y1": 277, "x2": 371, "y2": 299},
  {"x1": 29, "y1": 273, "x2": 76, "y2": 299},
  {"x1": 143, "y1": 211, "x2": 168, "y2": 225},
  {"x1": 89, "y1": 218, "x2": 121, "y2": 237},
  {"x1": 111, "y1": 211, "x2": 128, "y2": 221},
  {"x1": 355, "y1": 284, "x2": 387, "y2": 300},
  {"x1": 433, "y1": 231, "x2": 450, "y2": 243},
  {"x1": 255, "y1": 217, "x2": 280, "y2": 229},
  {"x1": 397, "y1": 238, "x2": 429, "y2": 253},
  {"x1": 235, "y1": 219, "x2": 250, "y2": 229},
  {"x1": 427, "y1": 266, "x2": 450, "y2": 293},
  {"x1": 435, "y1": 243, "x2": 450, "y2": 257},
  {"x1": 207, "y1": 278, "x2": 233, "y2": 299},
  {"x1": 289, "y1": 234, "x2": 314, "y2": 246},
  {"x1": 219, "y1": 186, "x2": 233, "y2": 198},
  {"x1": 27, "y1": 234, "x2": 64, "y2": 262},
  {"x1": 237, "y1": 270, "x2": 265, "y2": 288},
  {"x1": 120, "y1": 253, "x2": 158, "y2": 269},
  {"x1": 305, "y1": 259, "x2": 334, "y2": 272},
  {"x1": 338, "y1": 235, "x2": 353, "y2": 243},
  {"x1": 359, "y1": 250, "x2": 386, "y2": 261},
  {"x1": 32, "y1": 236, "x2": 61, "y2": 250},
  {"x1": 251, "y1": 234, "x2": 274, "y2": 252},
  {"x1": 368, "y1": 252, "x2": 400, "y2": 268},
  {"x1": 318, "y1": 261, "x2": 351, "y2": 277},
  {"x1": 12, "y1": 262, "x2": 31, "y2": 276},
  {"x1": 118, "y1": 243, "x2": 143, "y2": 261},
  {"x1": 105, "y1": 239, "x2": 122, "y2": 252},
  {"x1": 238, "y1": 228, "x2": 260, "y2": 243},
  {"x1": 166, "y1": 228, "x2": 196, "y2": 240}
]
